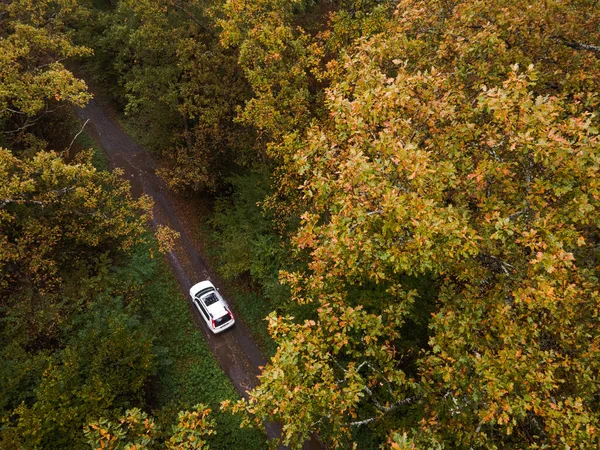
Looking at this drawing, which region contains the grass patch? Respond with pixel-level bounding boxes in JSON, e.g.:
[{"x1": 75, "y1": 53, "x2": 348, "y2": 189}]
[
  {"x1": 75, "y1": 129, "x2": 110, "y2": 171},
  {"x1": 119, "y1": 104, "x2": 178, "y2": 158},
  {"x1": 197, "y1": 171, "x2": 316, "y2": 359},
  {"x1": 226, "y1": 287, "x2": 278, "y2": 358}
]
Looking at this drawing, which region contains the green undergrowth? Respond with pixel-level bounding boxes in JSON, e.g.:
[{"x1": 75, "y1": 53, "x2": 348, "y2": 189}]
[
  {"x1": 121, "y1": 107, "x2": 177, "y2": 158},
  {"x1": 201, "y1": 171, "x2": 317, "y2": 359},
  {"x1": 86, "y1": 128, "x2": 266, "y2": 449},
  {"x1": 197, "y1": 171, "x2": 287, "y2": 359},
  {"x1": 75, "y1": 130, "x2": 109, "y2": 171},
  {"x1": 185, "y1": 202, "x2": 278, "y2": 358},
  {"x1": 130, "y1": 242, "x2": 266, "y2": 449},
  {"x1": 227, "y1": 287, "x2": 278, "y2": 358}
]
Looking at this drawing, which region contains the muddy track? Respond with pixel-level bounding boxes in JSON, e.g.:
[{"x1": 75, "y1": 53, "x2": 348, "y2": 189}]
[{"x1": 76, "y1": 99, "x2": 301, "y2": 444}]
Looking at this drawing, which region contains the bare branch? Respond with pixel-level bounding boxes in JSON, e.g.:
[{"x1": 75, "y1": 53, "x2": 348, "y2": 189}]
[
  {"x1": 0, "y1": 199, "x2": 46, "y2": 209},
  {"x1": 0, "y1": 186, "x2": 76, "y2": 210},
  {"x1": 2, "y1": 106, "x2": 63, "y2": 134},
  {"x1": 169, "y1": 1, "x2": 209, "y2": 32},
  {"x1": 349, "y1": 396, "x2": 418, "y2": 427},
  {"x1": 508, "y1": 208, "x2": 528, "y2": 221},
  {"x1": 552, "y1": 36, "x2": 600, "y2": 54},
  {"x1": 362, "y1": 385, "x2": 388, "y2": 412},
  {"x1": 66, "y1": 118, "x2": 90, "y2": 153},
  {"x1": 350, "y1": 210, "x2": 384, "y2": 232},
  {"x1": 1, "y1": 108, "x2": 27, "y2": 115},
  {"x1": 355, "y1": 361, "x2": 369, "y2": 372},
  {"x1": 477, "y1": 253, "x2": 514, "y2": 275},
  {"x1": 349, "y1": 416, "x2": 377, "y2": 427}
]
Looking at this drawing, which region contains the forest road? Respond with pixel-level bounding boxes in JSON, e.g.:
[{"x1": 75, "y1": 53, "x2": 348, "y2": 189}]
[{"x1": 77, "y1": 98, "x2": 322, "y2": 450}]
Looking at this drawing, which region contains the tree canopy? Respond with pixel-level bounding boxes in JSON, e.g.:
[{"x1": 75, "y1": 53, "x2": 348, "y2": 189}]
[
  {"x1": 224, "y1": 1, "x2": 600, "y2": 448},
  {"x1": 2, "y1": 0, "x2": 599, "y2": 448},
  {"x1": 0, "y1": 3, "x2": 236, "y2": 449},
  {"x1": 0, "y1": 0, "x2": 92, "y2": 152}
]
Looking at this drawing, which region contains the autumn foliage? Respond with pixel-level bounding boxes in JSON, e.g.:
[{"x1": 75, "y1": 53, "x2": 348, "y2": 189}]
[
  {"x1": 2, "y1": 0, "x2": 600, "y2": 449},
  {"x1": 222, "y1": 0, "x2": 600, "y2": 448}
]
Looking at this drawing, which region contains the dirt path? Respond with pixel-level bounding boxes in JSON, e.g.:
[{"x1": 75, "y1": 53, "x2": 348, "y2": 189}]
[{"x1": 76, "y1": 99, "x2": 300, "y2": 443}]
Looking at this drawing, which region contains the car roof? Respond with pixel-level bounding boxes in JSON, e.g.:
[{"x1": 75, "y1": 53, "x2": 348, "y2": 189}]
[
  {"x1": 197, "y1": 291, "x2": 228, "y2": 317},
  {"x1": 206, "y1": 302, "x2": 228, "y2": 318}
]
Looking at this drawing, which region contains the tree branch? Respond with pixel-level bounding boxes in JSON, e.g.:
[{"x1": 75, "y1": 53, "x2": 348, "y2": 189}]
[
  {"x1": 350, "y1": 210, "x2": 384, "y2": 232},
  {"x1": 349, "y1": 416, "x2": 377, "y2": 427},
  {"x1": 331, "y1": 359, "x2": 417, "y2": 427},
  {"x1": 0, "y1": 186, "x2": 76, "y2": 210},
  {"x1": 66, "y1": 118, "x2": 90, "y2": 153},
  {"x1": 477, "y1": 253, "x2": 514, "y2": 275},
  {"x1": 2, "y1": 106, "x2": 63, "y2": 134},
  {"x1": 169, "y1": 1, "x2": 209, "y2": 32},
  {"x1": 1, "y1": 108, "x2": 27, "y2": 116},
  {"x1": 508, "y1": 208, "x2": 528, "y2": 221},
  {"x1": 552, "y1": 36, "x2": 600, "y2": 54},
  {"x1": 348, "y1": 396, "x2": 418, "y2": 427},
  {"x1": 0, "y1": 198, "x2": 46, "y2": 209}
]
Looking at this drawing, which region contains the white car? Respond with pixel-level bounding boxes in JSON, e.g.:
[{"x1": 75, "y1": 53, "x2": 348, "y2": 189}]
[{"x1": 189, "y1": 280, "x2": 235, "y2": 334}]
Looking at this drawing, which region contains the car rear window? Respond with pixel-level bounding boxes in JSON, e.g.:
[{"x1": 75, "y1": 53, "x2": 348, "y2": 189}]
[{"x1": 214, "y1": 313, "x2": 232, "y2": 326}]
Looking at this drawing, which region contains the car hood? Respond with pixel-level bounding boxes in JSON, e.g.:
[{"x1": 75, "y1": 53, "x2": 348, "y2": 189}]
[{"x1": 190, "y1": 280, "x2": 215, "y2": 298}]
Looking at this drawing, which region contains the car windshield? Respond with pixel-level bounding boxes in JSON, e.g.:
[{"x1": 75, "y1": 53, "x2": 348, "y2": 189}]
[
  {"x1": 203, "y1": 293, "x2": 219, "y2": 306},
  {"x1": 214, "y1": 313, "x2": 232, "y2": 326}
]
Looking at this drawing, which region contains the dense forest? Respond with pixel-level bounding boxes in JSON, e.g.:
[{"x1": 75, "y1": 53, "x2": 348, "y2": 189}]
[{"x1": 1, "y1": 0, "x2": 599, "y2": 449}]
